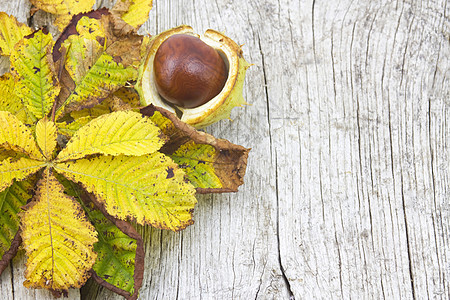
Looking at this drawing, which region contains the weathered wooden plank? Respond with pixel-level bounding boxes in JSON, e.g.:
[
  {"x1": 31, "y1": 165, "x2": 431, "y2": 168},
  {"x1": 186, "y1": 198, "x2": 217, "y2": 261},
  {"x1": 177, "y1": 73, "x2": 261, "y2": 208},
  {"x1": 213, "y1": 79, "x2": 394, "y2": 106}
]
[
  {"x1": 267, "y1": 0, "x2": 449, "y2": 298},
  {"x1": 0, "y1": 0, "x2": 448, "y2": 299}
]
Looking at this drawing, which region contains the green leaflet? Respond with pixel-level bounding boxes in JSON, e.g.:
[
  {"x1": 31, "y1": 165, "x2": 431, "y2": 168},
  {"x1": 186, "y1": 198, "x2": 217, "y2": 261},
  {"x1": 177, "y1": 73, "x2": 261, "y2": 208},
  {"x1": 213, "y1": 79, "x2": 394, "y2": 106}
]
[
  {"x1": 56, "y1": 17, "x2": 138, "y2": 118},
  {"x1": 57, "y1": 52, "x2": 137, "y2": 117},
  {"x1": 10, "y1": 29, "x2": 60, "y2": 120},
  {"x1": 170, "y1": 141, "x2": 222, "y2": 189},
  {"x1": 0, "y1": 179, "x2": 33, "y2": 257},
  {"x1": 54, "y1": 153, "x2": 197, "y2": 231},
  {"x1": 86, "y1": 203, "x2": 137, "y2": 294}
]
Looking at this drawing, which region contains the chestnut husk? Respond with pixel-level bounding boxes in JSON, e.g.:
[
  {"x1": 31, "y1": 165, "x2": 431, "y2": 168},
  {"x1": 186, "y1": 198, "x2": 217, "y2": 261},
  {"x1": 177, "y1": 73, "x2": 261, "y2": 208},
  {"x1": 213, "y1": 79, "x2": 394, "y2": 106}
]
[{"x1": 136, "y1": 25, "x2": 250, "y2": 128}]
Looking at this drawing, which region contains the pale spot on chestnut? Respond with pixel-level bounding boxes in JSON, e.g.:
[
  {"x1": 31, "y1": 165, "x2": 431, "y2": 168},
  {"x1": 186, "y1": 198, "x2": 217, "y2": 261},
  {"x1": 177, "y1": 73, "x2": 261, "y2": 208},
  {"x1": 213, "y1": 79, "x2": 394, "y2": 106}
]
[{"x1": 153, "y1": 34, "x2": 228, "y2": 108}]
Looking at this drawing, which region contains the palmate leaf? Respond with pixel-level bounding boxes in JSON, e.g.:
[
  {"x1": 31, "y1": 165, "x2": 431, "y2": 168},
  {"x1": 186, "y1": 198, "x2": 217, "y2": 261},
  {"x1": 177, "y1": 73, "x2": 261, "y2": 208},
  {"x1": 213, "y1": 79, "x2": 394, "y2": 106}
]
[
  {"x1": 0, "y1": 111, "x2": 43, "y2": 160},
  {"x1": 56, "y1": 111, "x2": 167, "y2": 161},
  {"x1": 20, "y1": 169, "x2": 97, "y2": 291},
  {"x1": 55, "y1": 15, "x2": 141, "y2": 118},
  {"x1": 0, "y1": 12, "x2": 32, "y2": 56},
  {"x1": 10, "y1": 29, "x2": 60, "y2": 120},
  {"x1": 141, "y1": 105, "x2": 250, "y2": 193},
  {"x1": 30, "y1": 0, "x2": 95, "y2": 31},
  {"x1": 0, "y1": 73, "x2": 34, "y2": 124},
  {"x1": 35, "y1": 118, "x2": 57, "y2": 159},
  {"x1": 0, "y1": 179, "x2": 33, "y2": 258},
  {"x1": 54, "y1": 153, "x2": 197, "y2": 231},
  {"x1": 112, "y1": 0, "x2": 153, "y2": 28}
]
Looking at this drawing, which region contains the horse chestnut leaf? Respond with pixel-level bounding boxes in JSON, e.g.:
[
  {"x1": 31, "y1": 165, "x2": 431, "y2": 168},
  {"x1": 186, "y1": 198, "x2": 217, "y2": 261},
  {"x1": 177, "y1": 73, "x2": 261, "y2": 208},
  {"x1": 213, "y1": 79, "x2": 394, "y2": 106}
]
[{"x1": 153, "y1": 34, "x2": 228, "y2": 108}]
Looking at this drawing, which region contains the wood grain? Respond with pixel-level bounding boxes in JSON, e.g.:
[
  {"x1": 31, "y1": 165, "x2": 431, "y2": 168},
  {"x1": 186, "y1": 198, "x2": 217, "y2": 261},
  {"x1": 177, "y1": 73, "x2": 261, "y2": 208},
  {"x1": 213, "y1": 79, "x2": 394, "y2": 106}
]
[{"x1": 0, "y1": 0, "x2": 448, "y2": 299}]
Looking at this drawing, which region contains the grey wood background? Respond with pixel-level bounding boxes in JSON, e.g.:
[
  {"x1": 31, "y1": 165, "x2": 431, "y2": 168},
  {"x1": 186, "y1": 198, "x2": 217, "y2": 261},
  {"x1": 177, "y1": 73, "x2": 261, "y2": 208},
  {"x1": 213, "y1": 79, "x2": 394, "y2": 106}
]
[{"x1": 0, "y1": 0, "x2": 448, "y2": 299}]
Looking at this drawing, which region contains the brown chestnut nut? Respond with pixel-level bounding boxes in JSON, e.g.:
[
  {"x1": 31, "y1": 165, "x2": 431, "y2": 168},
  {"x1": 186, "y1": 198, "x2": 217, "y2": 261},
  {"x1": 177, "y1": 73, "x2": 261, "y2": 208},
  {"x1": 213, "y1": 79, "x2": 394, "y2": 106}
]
[{"x1": 153, "y1": 34, "x2": 228, "y2": 108}]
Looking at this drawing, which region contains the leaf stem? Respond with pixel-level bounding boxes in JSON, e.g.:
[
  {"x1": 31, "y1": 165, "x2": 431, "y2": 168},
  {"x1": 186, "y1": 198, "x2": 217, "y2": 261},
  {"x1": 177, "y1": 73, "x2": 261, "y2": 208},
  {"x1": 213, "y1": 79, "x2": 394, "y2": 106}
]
[{"x1": 51, "y1": 45, "x2": 69, "y2": 122}]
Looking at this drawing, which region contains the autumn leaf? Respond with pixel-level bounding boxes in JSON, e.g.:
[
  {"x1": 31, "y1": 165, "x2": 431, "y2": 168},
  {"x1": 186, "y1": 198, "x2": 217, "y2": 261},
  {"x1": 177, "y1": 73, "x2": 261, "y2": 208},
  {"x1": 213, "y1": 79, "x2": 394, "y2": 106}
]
[
  {"x1": 30, "y1": 0, "x2": 96, "y2": 31},
  {"x1": 85, "y1": 202, "x2": 139, "y2": 294},
  {"x1": 0, "y1": 12, "x2": 32, "y2": 56},
  {"x1": 10, "y1": 29, "x2": 60, "y2": 120},
  {"x1": 21, "y1": 169, "x2": 98, "y2": 291},
  {"x1": 54, "y1": 13, "x2": 142, "y2": 118},
  {"x1": 112, "y1": 0, "x2": 153, "y2": 28},
  {"x1": 142, "y1": 105, "x2": 250, "y2": 193},
  {"x1": 35, "y1": 118, "x2": 57, "y2": 159}
]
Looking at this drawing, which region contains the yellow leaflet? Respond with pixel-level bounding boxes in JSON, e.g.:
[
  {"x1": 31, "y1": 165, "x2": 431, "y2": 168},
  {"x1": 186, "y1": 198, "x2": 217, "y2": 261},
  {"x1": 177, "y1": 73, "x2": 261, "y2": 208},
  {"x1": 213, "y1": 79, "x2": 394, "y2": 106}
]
[
  {"x1": 21, "y1": 170, "x2": 97, "y2": 291},
  {"x1": 35, "y1": 118, "x2": 57, "y2": 159},
  {"x1": 0, "y1": 12, "x2": 32, "y2": 56},
  {"x1": 113, "y1": 0, "x2": 153, "y2": 28},
  {"x1": 170, "y1": 141, "x2": 223, "y2": 189},
  {"x1": 55, "y1": 153, "x2": 197, "y2": 231},
  {"x1": 0, "y1": 158, "x2": 44, "y2": 192},
  {"x1": 30, "y1": 0, "x2": 95, "y2": 31},
  {"x1": 74, "y1": 16, "x2": 104, "y2": 40},
  {"x1": 56, "y1": 111, "x2": 167, "y2": 161},
  {"x1": 0, "y1": 73, "x2": 34, "y2": 124},
  {"x1": 10, "y1": 30, "x2": 60, "y2": 120},
  {"x1": 0, "y1": 111, "x2": 43, "y2": 160}
]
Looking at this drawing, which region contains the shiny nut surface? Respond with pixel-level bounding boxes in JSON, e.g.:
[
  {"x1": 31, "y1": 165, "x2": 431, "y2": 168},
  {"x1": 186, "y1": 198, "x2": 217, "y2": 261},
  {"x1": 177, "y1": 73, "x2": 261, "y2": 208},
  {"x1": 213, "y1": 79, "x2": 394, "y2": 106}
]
[{"x1": 153, "y1": 34, "x2": 228, "y2": 108}]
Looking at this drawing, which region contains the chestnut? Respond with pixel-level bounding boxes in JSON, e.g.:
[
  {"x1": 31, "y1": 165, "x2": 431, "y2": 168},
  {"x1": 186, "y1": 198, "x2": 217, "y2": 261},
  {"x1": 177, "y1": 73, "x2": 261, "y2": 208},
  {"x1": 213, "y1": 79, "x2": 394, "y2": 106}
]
[
  {"x1": 138, "y1": 25, "x2": 250, "y2": 128},
  {"x1": 153, "y1": 34, "x2": 228, "y2": 109}
]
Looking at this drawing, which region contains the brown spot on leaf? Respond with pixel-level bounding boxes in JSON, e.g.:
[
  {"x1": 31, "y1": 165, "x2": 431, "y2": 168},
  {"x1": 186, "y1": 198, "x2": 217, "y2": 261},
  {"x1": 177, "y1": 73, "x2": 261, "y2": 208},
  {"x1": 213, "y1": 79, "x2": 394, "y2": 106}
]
[{"x1": 166, "y1": 167, "x2": 174, "y2": 179}]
